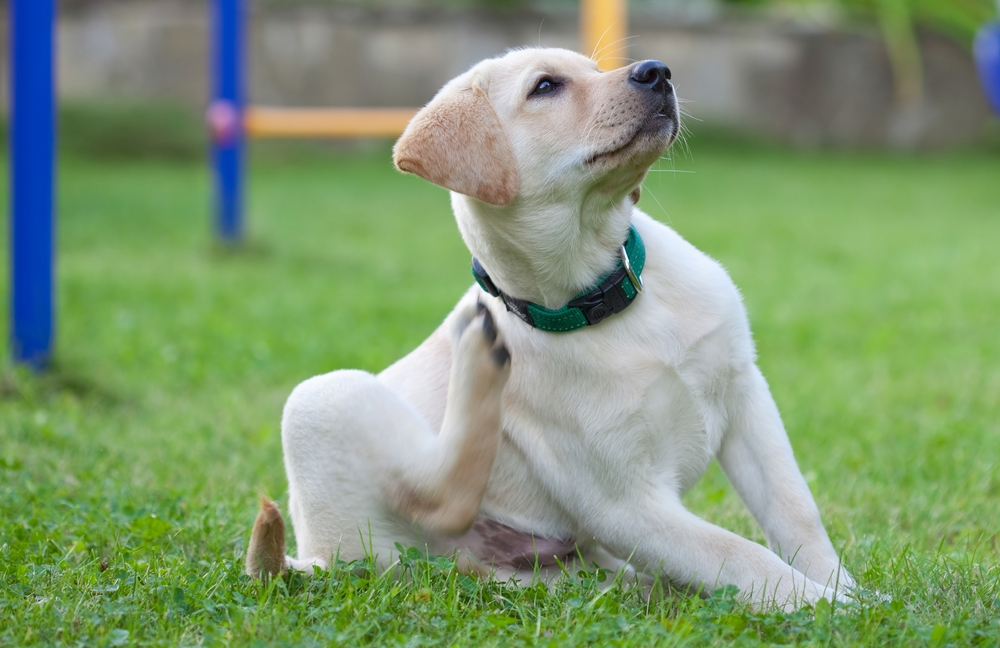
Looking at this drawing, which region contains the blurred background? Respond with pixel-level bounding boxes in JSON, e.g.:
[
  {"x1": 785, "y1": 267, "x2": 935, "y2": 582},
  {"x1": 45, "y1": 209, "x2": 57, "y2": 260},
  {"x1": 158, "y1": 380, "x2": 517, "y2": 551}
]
[{"x1": 1, "y1": 0, "x2": 997, "y2": 154}]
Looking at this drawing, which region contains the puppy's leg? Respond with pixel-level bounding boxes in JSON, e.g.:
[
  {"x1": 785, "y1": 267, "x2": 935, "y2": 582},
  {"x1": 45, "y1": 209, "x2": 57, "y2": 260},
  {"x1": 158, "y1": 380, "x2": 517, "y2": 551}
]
[
  {"x1": 592, "y1": 497, "x2": 839, "y2": 611},
  {"x1": 278, "y1": 302, "x2": 509, "y2": 571},
  {"x1": 382, "y1": 302, "x2": 512, "y2": 534},
  {"x1": 716, "y1": 365, "x2": 854, "y2": 593}
]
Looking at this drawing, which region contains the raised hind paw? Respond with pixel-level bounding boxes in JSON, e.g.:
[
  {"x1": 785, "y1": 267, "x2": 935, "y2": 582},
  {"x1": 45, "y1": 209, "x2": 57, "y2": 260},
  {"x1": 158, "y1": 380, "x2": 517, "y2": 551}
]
[{"x1": 452, "y1": 300, "x2": 512, "y2": 386}]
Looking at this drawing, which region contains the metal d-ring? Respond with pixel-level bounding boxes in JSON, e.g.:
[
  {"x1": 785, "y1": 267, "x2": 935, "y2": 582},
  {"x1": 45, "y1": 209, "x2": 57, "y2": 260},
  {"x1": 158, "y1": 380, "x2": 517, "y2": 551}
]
[{"x1": 619, "y1": 244, "x2": 643, "y2": 294}]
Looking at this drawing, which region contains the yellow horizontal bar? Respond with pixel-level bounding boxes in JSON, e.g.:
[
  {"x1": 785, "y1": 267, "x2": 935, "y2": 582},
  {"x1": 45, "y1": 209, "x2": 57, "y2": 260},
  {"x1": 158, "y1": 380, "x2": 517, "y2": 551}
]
[{"x1": 245, "y1": 107, "x2": 419, "y2": 138}]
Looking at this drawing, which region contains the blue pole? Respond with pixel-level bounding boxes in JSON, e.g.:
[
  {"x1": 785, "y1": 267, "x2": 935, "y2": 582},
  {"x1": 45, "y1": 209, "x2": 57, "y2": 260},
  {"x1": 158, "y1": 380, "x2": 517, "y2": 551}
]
[
  {"x1": 209, "y1": 0, "x2": 246, "y2": 243},
  {"x1": 974, "y1": 19, "x2": 1000, "y2": 115},
  {"x1": 9, "y1": 0, "x2": 57, "y2": 369}
]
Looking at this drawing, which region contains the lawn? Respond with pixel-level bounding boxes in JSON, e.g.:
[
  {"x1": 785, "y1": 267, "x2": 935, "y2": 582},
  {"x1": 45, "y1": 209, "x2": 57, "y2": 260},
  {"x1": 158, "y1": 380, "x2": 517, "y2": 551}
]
[{"x1": 1, "y1": 140, "x2": 998, "y2": 646}]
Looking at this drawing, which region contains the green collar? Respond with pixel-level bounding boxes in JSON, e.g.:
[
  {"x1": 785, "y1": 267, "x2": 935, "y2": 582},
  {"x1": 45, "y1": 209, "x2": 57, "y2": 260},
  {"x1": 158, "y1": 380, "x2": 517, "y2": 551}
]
[{"x1": 472, "y1": 225, "x2": 646, "y2": 333}]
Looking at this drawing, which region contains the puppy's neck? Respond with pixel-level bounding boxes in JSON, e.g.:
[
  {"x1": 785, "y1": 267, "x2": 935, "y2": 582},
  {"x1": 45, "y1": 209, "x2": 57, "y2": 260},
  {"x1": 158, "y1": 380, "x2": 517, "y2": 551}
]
[{"x1": 453, "y1": 193, "x2": 634, "y2": 309}]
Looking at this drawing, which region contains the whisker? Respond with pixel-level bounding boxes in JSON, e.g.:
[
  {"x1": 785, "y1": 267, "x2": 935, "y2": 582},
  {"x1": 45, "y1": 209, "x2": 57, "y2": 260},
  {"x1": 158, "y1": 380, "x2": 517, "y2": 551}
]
[
  {"x1": 641, "y1": 180, "x2": 672, "y2": 225},
  {"x1": 595, "y1": 57, "x2": 639, "y2": 65},
  {"x1": 592, "y1": 34, "x2": 640, "y2": 64},
  {"x1": 675, "y1": 126, "x2": 693, "y2": 161},
  {"x1": 589, "y1": 24, "x2": 620, "y2": 60},
  {"x1": 592, "y1": 34, "x2": 639, "y2": 58}
]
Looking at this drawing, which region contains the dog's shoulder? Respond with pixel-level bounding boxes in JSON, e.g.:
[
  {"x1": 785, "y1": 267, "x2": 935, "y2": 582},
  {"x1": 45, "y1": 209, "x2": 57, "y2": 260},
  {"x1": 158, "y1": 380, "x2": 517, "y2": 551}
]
[
  {"x1": 633, "y1": 211, "x2": 746, "y2": 319},
  {"x1": 630, "y1": 210, "x2": 757, "y2": 373}
]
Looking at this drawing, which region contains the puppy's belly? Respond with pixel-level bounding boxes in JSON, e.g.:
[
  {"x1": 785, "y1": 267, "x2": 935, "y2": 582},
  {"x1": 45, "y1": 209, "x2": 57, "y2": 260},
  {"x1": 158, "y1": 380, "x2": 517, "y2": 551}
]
[{"x1": 454, "y1": 517, "x2": 576, "y2": 569}]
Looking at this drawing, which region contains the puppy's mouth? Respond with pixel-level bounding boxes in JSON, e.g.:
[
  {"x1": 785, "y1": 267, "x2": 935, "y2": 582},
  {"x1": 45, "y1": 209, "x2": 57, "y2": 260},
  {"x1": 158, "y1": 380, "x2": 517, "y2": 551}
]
[{"x1": 586, "y1": 100, "x2": 678, "y2": 166}]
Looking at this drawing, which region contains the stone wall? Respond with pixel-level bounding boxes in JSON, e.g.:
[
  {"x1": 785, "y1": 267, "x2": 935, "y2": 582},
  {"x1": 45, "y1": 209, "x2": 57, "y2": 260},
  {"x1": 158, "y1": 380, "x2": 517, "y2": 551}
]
[{"x1": 1, "y1": 0, "x2": 994, "y2": 148}]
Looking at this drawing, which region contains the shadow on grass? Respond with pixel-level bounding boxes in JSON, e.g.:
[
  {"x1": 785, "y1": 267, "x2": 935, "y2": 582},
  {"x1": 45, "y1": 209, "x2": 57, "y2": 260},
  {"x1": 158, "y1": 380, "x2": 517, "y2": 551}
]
[
  {"x1": 0, "y1": 361, "x2": 121, "y2": 406},
  {"x1": 207, "y1": 238, "x2": 276, "y2": 262}
]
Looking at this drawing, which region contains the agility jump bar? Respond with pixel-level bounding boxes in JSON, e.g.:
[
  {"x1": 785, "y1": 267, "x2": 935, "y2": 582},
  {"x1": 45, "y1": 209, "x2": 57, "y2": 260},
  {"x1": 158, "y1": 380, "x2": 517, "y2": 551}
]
[
  {"x1": 244, "y1": 107, "x2": 419, "y2": 138},
  {"x1": 209, "y1": 0, "x2": 627, "y2": 244},
  {"x1": 240, "y1": 0, "x2": 624, "y2": 141}
]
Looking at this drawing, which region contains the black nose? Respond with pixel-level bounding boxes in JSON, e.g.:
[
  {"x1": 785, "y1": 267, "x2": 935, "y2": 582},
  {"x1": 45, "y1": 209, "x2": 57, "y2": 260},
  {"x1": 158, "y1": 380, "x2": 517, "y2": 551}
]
[{"x1": 629, "y1": 60, "x2": 672, "y2": 94}]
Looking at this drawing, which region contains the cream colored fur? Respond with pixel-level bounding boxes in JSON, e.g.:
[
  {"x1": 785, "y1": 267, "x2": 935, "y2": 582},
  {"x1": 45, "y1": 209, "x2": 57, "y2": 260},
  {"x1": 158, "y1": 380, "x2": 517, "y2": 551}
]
[{"x1": 246, "y1": 47, "x2": 854, "y2": 611}]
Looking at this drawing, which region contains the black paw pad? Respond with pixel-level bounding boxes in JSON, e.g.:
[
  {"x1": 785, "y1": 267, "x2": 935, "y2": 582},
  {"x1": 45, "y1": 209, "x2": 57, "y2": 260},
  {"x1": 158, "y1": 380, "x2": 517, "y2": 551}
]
[
  {"x1": 492, "y1": 344, "x2": 510, "y2": 367},
  {"x1": 481, "y1": 309, "x2": 497, "y2": 343}
]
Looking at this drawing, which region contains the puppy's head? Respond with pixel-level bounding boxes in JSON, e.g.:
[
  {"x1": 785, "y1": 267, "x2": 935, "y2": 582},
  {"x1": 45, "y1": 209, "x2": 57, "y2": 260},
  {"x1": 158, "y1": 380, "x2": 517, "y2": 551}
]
[{"x1": 394, "y1": 48, "x2": 678, "y2": 209}]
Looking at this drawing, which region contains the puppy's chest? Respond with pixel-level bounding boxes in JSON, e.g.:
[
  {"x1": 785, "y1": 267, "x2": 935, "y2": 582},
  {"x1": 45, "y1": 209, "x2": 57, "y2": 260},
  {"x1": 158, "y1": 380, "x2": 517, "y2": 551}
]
[
  {"x1": 630, "y1": 368, "x2": 726, "y2": 491},
  {"x1": 500, "y1": 331, "x2": 731, "y2": 496}
]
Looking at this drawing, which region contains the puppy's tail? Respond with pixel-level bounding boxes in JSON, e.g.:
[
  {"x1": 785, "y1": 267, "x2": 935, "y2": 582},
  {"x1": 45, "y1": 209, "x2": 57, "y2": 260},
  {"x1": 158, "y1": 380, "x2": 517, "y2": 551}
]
[{"x1": 245, "y1": 496, "x2": 288, "y2": 579}]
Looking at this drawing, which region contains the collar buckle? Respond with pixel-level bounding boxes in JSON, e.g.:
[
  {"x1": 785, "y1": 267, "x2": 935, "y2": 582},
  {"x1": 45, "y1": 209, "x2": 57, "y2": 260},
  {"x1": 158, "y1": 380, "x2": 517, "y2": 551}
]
[
  {"x1": 620, "y1": 244, "x2": 643, "y2": 294},
  {"x1": 567, "y1": 268, "x2": 630, "y2": 325}
]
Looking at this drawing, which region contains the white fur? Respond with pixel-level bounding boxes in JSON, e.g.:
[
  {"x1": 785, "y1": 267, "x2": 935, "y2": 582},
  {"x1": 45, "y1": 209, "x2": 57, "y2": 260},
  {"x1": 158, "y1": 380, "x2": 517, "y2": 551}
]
[{"x1": 270, "y1": 48, "x2": 854, "y2": 611}]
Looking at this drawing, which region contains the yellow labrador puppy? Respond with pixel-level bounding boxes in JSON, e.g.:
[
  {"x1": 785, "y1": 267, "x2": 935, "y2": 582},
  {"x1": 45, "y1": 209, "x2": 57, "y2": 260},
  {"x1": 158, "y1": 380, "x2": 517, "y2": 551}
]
[{"x1": 246, "y1": 47, "x2": 854, "y2": 610}]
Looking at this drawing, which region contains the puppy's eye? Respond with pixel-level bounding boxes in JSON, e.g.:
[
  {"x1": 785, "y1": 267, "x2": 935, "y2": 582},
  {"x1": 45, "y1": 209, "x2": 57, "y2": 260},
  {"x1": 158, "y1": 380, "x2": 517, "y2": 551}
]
[{"x1": 529, "y1": 77, "x2": 560, "y2": 97}]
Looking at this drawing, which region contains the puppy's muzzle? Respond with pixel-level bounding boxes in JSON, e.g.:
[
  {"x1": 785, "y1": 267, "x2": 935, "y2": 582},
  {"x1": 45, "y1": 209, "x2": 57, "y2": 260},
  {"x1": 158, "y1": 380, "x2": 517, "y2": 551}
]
[
  {"x1": 630, "y1": 60, "x2": 672, "y2": 95},
  {"x1": 629, "y1": 60, "x2": 675, "y2": 117}
]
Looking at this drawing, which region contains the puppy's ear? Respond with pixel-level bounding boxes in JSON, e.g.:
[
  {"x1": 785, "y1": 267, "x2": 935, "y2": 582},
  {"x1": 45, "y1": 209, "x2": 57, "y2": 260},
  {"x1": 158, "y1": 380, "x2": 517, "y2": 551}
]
[
  {"x1": 394, "y1": 86, "x2": 518, "y2": 207},
  {"x1": 629, "y1": 186, "x2": 642, "y2": 205}
]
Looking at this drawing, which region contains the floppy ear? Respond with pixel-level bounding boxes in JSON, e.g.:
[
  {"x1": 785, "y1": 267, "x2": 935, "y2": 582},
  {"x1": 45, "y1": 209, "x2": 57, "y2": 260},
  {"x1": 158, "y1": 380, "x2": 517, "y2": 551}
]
[{"x1": 394, "y1": 86, "x2": 518, "y2": 207}]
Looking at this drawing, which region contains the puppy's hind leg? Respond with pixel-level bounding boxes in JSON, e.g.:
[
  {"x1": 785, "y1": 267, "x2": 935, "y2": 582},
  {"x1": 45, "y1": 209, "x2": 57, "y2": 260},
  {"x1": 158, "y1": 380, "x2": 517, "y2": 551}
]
[
  {"x1": 385, "y1": 301, "x2": 512, "y2": 535},
  {"x1": 272, "y1": 299, "x2": 510, "y2": 572}
]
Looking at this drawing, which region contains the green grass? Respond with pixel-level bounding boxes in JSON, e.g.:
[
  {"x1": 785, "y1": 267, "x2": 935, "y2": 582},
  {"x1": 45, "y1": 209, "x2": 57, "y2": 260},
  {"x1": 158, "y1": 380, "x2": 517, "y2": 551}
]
[{"x1": 1, "y1": 141, "x2": 999, "y2": 645}]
